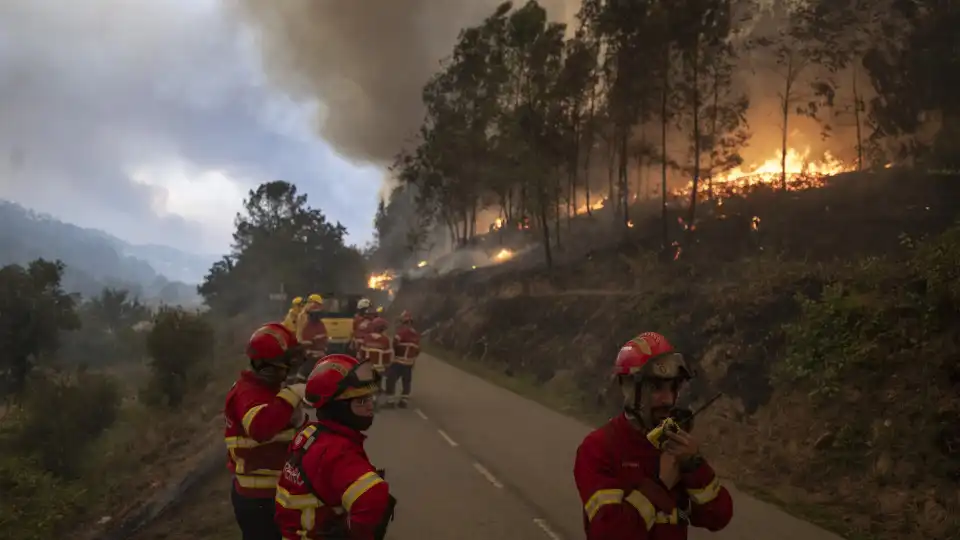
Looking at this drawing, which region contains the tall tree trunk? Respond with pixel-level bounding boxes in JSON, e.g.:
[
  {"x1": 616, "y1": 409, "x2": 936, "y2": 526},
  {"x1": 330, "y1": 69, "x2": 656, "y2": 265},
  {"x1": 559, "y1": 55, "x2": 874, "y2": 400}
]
[
  {"x1": 520, "y1": 184, "x2": 528, "y2": 223},
  {"x1": 619, "y1": 128, "x2": 630, "y2": 227},
  {"x1": 446, "y1": 218, "x2": 456, "y2": 247},
  {"x1": 688, "y1": 41, "x2": 702, "y2": 227},
  {"x1": 537, "y1": 179, "x2": 553, "y2": 268},
  {"x1": 470, "y1": 202, "x2": 477, "y2": 238},
  {"x1": 607, "y1": 138, "x2": 616, "y2": 214},
  {"x1": 584, "y1": 89, "x2": 597, "y2": 217},
  {"x1": 780, "y1": 55, "x2": 794, "y2": 191},
  {"x1": 569, "y1": 117, "x2": 580, "y2": 226},
  {"x1": 852, "y1": 66, "x2": 863, "y2": 171},
  {"x1": 636, "y1": 152, "x2": 645, "y2": 204},
  {"x1": 661, "y1": 47, "x2": 671, "y2": 252},
  {"x1": 554, "y1": 174, "x2": 562, "y2": 247},
  {"x1": 708, "y1": 65, "x2": 720, "y2": 201}
]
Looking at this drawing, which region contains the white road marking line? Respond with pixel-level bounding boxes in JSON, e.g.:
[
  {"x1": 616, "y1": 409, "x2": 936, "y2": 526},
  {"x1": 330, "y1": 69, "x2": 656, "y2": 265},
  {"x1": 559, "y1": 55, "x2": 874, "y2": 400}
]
[
  {"x1": 472, "y1": 462, "x2": 504, "y2": 488},
  {"x1": 437, "y1": 429, "x2": 459, "y2": 447},
  {"x1": 415, "y1": 408, "x2": 429, "y2": 420},
  {"x1": 533, "y1": 518, "x2": 562, "y2": 540}
]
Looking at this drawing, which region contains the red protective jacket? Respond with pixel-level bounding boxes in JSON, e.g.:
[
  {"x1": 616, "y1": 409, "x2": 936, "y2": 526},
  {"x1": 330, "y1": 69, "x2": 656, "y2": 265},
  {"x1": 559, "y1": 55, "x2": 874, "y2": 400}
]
[
  {"x1": 300, "y1": 319, "x2": 329, "y2": 354},
  {"x1": 392, "y1": 325, "x2": 420, "y2": 366},
  {"x1": 224, "y1": 371, "x2": 304, "y2": 498},
  {"x1": 574, "y1": 413, "x2": 733, "y2": 540},
  {"x1": 351, "y1": 315, "x2": 371, "y2": 355},
  {"x1": 275, "y1": 420, "x2": 392, "y2": 540},
  {"x1": 361, "y1": 331, "x2": 393, "y2": 372}
]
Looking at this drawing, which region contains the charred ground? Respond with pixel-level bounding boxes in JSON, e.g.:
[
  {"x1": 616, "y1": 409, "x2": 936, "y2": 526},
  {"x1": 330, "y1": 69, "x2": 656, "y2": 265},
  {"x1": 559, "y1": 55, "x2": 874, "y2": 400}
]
[{"x1": 391, "y1": 170, "x2": 960, "y2": 540}]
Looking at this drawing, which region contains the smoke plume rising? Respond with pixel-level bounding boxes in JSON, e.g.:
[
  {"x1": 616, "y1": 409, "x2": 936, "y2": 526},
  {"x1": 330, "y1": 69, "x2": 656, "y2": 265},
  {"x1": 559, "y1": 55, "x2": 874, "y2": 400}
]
[{"x1": 230, "y1": 0, "x2": 577, "y2": 167}]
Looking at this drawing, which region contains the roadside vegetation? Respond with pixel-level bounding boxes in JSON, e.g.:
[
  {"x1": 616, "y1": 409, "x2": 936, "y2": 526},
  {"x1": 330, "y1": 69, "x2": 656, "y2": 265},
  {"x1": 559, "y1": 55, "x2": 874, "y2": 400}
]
[
  {"x1": 0, "y1": 181, "x2": 370, "y2": 540},
  {"x1": 398, "y1": 202, "x2": 960, "y2": 540}
]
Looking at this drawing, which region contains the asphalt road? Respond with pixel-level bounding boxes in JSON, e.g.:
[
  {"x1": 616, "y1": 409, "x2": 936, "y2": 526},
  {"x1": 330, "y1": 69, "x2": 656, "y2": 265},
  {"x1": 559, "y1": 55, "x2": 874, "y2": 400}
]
[{"x1": 134, "y1": 354, "x2": 847, "y2": 540}]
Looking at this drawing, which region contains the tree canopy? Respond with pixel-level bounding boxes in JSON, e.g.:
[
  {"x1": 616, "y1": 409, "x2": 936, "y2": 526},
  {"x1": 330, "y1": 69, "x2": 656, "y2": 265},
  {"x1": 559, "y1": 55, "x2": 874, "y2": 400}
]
[
  {"x1": 372, "y1": 0, "x2": 960, "y2": 267},
  {"x1": 0, "y1": 259, "x2": 79, "y2": 398},
  {"x1": 198, "y1": 180, "x2": 368, "y2": 314}
]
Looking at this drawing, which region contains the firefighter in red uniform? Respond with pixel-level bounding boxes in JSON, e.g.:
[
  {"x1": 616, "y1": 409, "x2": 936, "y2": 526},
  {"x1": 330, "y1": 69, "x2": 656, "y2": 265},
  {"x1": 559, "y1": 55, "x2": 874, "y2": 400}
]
[
  {"x1": 350, "y1": 298, "x2": 373, "y2": 357},
  {"x1": 275, "y1": 354, "x2": 396, "y2": 540},
  {"x1": 294, "y1": 294, "x2": 329, "y2": 383},
  {"x1": 574, "y1": 332, "x2": 733, "y2": 540},
  {"x1": 384, "y1": 310, "x2": 420, "y2": 409},
  {"x1": 360, "y1": 315, "x2": 393, "y2": 407},
  {"x1": 225, "y1": 323, "x2": 310, "y2": 540}
]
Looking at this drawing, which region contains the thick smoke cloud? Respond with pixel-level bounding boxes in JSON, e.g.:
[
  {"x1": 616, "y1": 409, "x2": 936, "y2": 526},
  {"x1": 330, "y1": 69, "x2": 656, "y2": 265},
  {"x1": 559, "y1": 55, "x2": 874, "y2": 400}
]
[
  {"x1": 0, "y1": 0, "x2": 383, "y2": 256},
  {"x1": 231, "y1": 0, "x2": 578, "y2": 166}
]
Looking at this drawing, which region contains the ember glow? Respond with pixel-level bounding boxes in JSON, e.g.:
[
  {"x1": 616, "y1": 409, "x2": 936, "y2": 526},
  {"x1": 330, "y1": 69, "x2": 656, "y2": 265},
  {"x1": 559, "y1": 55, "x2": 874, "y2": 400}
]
[
  {"x1": 493, "y1": 248, "x2": 514, "y2": 262},
  {"x1": 368, "y1": 270, "x2": 395, "y2": 291},
  {"x1": 677, "y1": 147, "x2": 852, "y2": 197},
  {"x1": 574, "y1": 199, "x2": 606, "y2": 216}
]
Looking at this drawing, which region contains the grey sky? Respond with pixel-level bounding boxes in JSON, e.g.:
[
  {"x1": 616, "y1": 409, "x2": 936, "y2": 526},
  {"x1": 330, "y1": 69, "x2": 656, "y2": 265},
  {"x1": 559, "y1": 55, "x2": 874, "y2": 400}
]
[
  {"x1": 0, "y1": 0, "x2": 581, "y2": 258},
  {"x1": 0, "y1": 0, "x2": 383, "y2": 256}
]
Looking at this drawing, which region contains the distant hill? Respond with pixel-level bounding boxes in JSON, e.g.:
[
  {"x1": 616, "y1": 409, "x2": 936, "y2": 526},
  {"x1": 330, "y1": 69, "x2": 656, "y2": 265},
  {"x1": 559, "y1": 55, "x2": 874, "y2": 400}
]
[{"x1": 0, "y1": 200, "x2": 217, "y2": 305}]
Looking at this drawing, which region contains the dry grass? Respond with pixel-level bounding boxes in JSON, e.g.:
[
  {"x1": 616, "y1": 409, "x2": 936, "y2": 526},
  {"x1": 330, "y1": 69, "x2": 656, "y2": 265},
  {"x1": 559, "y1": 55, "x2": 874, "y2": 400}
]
[{"x1": 0, "y1": 312, "x2": 262, "y2": 540}]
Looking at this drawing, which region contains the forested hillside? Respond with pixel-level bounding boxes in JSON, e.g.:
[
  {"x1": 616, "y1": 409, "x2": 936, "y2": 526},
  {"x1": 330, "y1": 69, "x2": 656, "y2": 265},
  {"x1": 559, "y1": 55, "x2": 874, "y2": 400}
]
[
  {"x1": 0, "y1": 200, "x2": 209, "y2": 303},
  {"x1": 369, "y1": 0, "x2": 959, "y2": 273}
]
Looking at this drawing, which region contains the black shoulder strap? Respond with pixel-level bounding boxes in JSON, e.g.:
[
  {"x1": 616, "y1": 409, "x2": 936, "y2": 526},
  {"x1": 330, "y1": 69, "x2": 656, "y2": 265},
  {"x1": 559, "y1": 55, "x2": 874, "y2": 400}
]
[{"x1": 288, "y1": 424, "x2": 334, "y2": 506}]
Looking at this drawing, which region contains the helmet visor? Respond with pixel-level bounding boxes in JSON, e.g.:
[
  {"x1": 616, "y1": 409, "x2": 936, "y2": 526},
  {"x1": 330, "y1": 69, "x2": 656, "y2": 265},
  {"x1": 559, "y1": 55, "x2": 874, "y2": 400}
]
[
  {"x1": 336, "y1": 360, "x2": 382, "y2": 400},
  {"x1": 626, "y1": 352, "x2": 692, "y2": 381}
]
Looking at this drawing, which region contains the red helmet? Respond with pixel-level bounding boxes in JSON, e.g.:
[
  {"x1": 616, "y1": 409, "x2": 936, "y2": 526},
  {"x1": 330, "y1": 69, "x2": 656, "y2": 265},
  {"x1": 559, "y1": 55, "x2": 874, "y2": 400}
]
[
  {"x1": 369, "y1": 317, "x2": 389, "y2": 333},
  {"x1": 303, "y1": 354, "x2": 380, "y2": 408},
  {"x1": 247, "y1": 323, "x2": 301, "y2": 367},
  {"x1": 614, "y1": 332, "x2": 692, "y2": 381},
  {"x1": 398, "y1": 310, "x2": 412, "y2": 323}
]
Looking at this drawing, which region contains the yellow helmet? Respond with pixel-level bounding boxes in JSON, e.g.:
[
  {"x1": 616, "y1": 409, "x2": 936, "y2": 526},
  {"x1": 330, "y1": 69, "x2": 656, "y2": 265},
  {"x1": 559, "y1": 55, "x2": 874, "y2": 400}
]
[
  {"x1": 376, "y1": 306, "x2": 384, "y2": 314},
  {"x1": 292, "y1": 297, "x2": 303, "y2": 307},
  {"x1": 307, "y1": 293, "x2": 324, "y2": 304}
]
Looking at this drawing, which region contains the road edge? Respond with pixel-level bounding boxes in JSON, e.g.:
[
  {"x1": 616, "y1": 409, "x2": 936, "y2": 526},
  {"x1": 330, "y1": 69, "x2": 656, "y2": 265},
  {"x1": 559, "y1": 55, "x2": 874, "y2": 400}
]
[{"x1": 420, "y1": 341, "x2": 858, "y2": 540}]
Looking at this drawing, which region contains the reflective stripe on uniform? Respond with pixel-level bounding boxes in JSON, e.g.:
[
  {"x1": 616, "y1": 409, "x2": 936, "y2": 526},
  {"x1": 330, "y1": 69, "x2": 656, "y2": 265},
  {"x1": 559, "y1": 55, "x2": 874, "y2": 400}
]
[
  {"x1": 242, "y1": 404, "x2": 267, "y2": 433},
  {"x1": 584, "y1": 488, "x2": 624, "y2": 521},
  {"x1": 278, "y1": 387, "x2": 301, "y2": 407},
  {"x1": 225, "y1": 429, "x2": 296, "y2": 474},
  {"x1": 276, "y1": 485, "x2": 324, "y2": 509},
  {"x1": 225, "y1": 429, "x2": 296, "y2": 449},
  {"x1": 584, "y1": 488, "x2": 655, "y2": 530},
  {"x1": 395, "y1": 343, "x2": 419, "y2": 364},
  {"x1": 338, "y1": 384, "x2": 379, "y2": 400},
  {"x1": 235, "y1": 472, "x2": 281, "y2": 489},
  {"x1": 687, "y1": 476, "x2": 721, "y2": 505},
  {"x1": 655, "y1": 508, "x2": 680, "y2": 524},
  {"x1": 625, "y1": 490, "x2": 656, "y2": 531},
  {"x1": 341, "y1": 471, "x2": 384, "y2": 511}
]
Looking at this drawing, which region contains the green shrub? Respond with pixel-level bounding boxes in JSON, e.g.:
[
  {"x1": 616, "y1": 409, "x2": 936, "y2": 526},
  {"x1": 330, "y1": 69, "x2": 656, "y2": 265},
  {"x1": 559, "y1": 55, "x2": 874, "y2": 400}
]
[
  {"x1": 910, "y1": 224, "x2": 960, "y2": 309},
  {"x1": 780, "y1": 225, "x2": 960, "y2": 397},
  {"x1": 145, "y1": 307, "x2": 214, "y2": 407},
  {"x1": 14, "y1": 372, "x2": 121, "y2": 478},
  {"x1": 0, "y1": 453, "x2": 84, "y2": 540}
]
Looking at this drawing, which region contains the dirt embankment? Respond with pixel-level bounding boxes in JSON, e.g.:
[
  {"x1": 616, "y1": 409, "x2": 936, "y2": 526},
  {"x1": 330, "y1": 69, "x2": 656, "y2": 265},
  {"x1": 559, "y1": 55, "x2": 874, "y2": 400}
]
[{"x1": 391, "y1": 172, "x2": 960, "y2": 540}]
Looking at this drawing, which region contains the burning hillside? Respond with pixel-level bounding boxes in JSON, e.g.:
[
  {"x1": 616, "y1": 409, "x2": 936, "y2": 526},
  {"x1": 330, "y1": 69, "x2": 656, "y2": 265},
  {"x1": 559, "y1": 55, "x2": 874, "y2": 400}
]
[
  {"x1": 366, "y1": 245, "x2": 523, "y2": 293},
  {"x1": 368, "y1": 270, "x2": 396, "y2": 298},
  {"x1": 674, "y1": 147, "x2": 854, "y2": 199}
]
